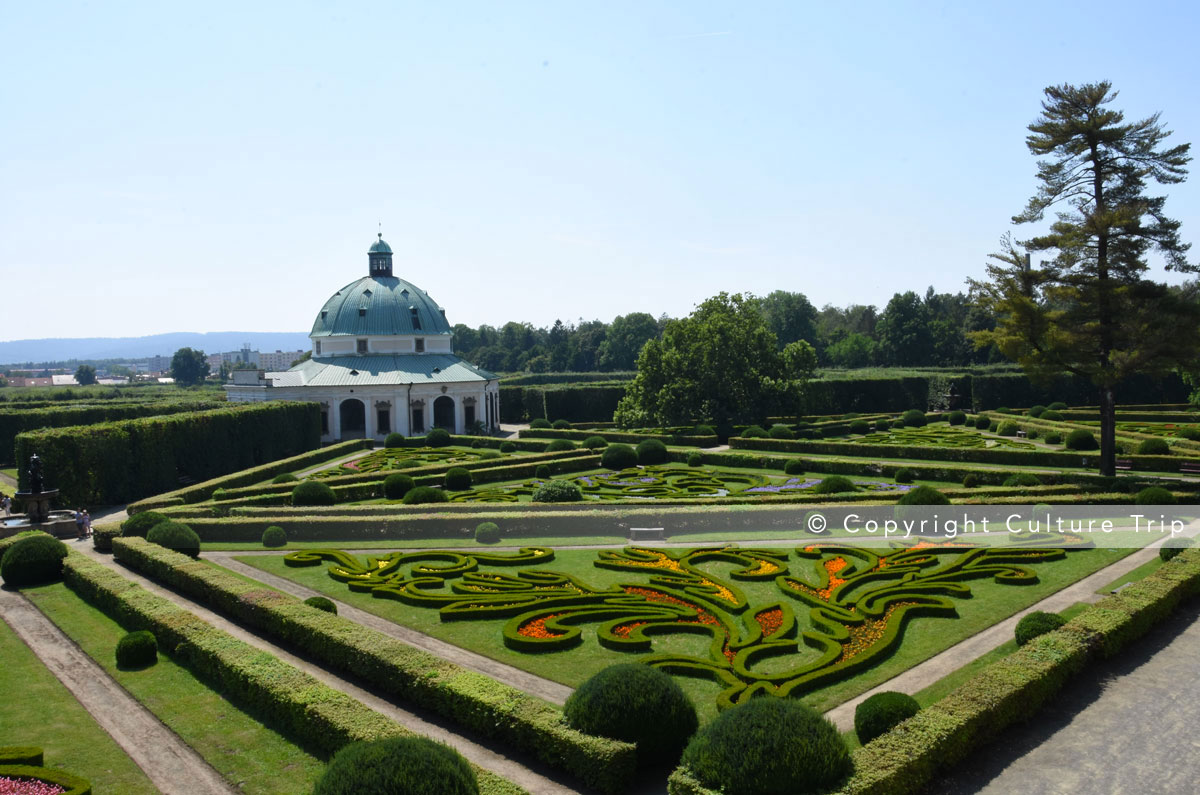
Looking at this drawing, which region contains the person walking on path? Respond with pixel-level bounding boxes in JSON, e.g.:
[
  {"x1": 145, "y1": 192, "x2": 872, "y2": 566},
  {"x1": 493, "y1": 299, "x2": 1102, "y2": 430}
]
[
  {"x1": 82, "y1": 509, "x2": 92, "y2": 538},
  {"x1": 1, "y1": 494, "x2": 10, "y2": 515},
  {"x1": 74, "y1": 508, "x2": 86, "y2": 540}
]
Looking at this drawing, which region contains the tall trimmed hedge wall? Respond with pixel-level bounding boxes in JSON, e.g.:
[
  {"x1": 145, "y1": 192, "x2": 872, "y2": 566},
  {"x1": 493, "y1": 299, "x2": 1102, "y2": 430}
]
[
  {"x1": 0, "y1": 399, "x2": 225, "y2": 465},
  {"x1": 16, "y1": 402, "x2": 320, "y2": 506},
  {"x1": 500, "y1": 385, "x2": 628, "y2": 423}
]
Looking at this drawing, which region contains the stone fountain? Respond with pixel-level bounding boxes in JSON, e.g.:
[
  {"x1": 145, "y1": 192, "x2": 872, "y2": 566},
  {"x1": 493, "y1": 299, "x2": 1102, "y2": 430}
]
[{"x1": 2, "y1": 454, "x2": 77, "y2": 539}]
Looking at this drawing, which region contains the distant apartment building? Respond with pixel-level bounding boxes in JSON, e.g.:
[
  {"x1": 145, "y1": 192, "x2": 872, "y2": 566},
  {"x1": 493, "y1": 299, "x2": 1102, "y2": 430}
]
[{"x1": 258, "y1": 350, "x2": 307, "y2": 370}]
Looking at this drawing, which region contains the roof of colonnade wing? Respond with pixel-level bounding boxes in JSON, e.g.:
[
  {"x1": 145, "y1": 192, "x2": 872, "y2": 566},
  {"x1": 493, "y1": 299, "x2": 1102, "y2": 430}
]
[{"x1": 267, "y1": 355, "x2": 498, "y2": 387}]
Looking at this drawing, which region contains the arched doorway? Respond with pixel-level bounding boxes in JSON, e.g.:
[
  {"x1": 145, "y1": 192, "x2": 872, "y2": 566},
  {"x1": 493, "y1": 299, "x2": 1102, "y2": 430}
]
[
  {"x1": 340, "y1": 398, "x2": 366, "y2": 438},
  {"x1": 433, "y1": 395, "x2": 455, "y2": 433}
]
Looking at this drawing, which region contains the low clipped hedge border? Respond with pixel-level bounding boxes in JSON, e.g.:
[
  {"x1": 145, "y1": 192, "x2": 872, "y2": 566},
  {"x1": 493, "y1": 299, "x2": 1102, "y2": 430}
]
[
  {"x1": 667, "y1": 547, "x2": 1200, "y2": 795},
  {"x1": 521, "y1": 428, "x2": 719, "y2": 447},
  {"x1": 0, "y1": 765, "x2": 92, "y2": 795},
  {"x1": 111, "y1": 538, "x2": 636, "y2": 794},
  {"x1": 0, "y1": 747, "x2": 44, "y2": 766},
  {"x1": 128, "y1": 439, "x2": 371, "y2": 513},
  {"x1": 60, "y1": 551, "x2": 522, "y2": 795}
]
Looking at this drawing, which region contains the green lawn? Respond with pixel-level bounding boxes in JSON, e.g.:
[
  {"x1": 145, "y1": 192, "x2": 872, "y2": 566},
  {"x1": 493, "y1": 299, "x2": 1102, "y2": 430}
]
[
  {"x1": 24, "y1": 582, "x2": 327, "y2": 795},
  {"x1": 233, "y1": 543, "x2": 1133, "y2": 723},
  {"x1": 0, "y1": 613, "x2": 158, "y2": 795}
]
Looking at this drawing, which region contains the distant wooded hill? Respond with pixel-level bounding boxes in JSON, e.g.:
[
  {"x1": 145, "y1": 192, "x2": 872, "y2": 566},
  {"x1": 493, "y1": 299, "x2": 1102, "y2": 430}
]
[{"x1": 0, "y1": 332, "x2": 311, "y2": 365}]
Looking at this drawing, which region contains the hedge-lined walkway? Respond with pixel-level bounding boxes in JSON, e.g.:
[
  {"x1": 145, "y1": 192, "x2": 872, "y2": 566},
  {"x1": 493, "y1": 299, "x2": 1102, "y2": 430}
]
[
  {"x1": 74, "y1": 545, "x2": 578, "y2": 795},
  {"x1": 928, "y1": 598, "x2": 1200, "y2": 795},
  {"x1": 0, "y1": 586, "x2": 237, "y2": 795}
]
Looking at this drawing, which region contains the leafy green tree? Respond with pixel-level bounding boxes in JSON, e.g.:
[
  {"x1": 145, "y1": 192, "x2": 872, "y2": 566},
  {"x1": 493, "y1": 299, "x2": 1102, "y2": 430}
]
[
  {"x1": 598, "y1": 312, "x2": 660, "y2": 371},
  {"x1": 757, "y1": 290, "x2": 819, "y2": 349},
  {"x1": 972, "y1": 82, "x2": 1198, "y2": 475},
  {"x1": 74, "y1": 364, "x2": 97, "y2": 385},
  {"x1": 614, "y1": 293, "x2": 807, "y2": 428},
  {"x1": 826, "y1": 332, "x2": 877, "y2": 368},
  {"x1": 170, "y1": 347, "x2": 210, "y2": 386},
  {"x1": 876, "y1": 291, "x2": 933, "y2": 366}
]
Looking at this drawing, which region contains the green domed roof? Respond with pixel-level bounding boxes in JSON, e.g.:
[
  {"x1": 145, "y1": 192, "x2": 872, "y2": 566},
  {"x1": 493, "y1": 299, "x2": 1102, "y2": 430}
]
[
  {"x1": 311, "y1": 276, "x2": 452, "y2": 338},
  {"x1": 368, "y1": 234, "x2": 393, "y2": 254}
]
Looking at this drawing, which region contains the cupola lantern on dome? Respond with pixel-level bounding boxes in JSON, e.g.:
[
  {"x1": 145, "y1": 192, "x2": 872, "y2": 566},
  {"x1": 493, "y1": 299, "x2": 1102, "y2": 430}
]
[{"x1": 368, "y1": 233, "x2": 393, "y2": 277}]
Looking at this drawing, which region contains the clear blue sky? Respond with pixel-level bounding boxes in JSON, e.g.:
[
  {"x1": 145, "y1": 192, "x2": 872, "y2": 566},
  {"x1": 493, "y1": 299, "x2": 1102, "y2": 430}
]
[{"x1": 2, "y1": 1, "x2": 1198, "y2": 341}]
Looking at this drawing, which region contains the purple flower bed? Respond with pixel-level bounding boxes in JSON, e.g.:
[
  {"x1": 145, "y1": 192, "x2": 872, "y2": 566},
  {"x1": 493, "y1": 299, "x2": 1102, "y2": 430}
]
[{"x1": 743, "y1": 478, "x2": 820, "y2": 494}]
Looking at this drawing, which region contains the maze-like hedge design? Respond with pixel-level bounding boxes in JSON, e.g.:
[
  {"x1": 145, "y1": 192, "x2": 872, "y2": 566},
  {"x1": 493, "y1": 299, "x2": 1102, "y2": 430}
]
[
  {"x1": 447, "y1": 466, "x2": 912, "y2": 503},
  {"x1": 285, "y1": 540, "x2": 1088, "y2": 709},
  {"x1": 846, "y1": 427, "x2": 1036, "y2": 449},
  {"x1": 311, "y1": 446, "x2": 504, "y2": 477}
]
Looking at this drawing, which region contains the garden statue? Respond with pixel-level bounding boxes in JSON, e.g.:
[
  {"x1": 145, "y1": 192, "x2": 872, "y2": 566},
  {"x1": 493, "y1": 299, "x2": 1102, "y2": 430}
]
[{"x1": 28, "y1": 453, "x2": 44, "y2": 494}]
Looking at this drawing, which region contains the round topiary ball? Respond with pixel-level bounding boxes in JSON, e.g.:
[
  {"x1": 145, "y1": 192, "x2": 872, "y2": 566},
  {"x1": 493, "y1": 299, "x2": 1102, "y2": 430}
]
[
  {"x1": 901, "y1": 409, "x2": 926, "y2": 427},
  {"x1": 636, "y1": 438, "x2": 668, "y2": 465},
  {"x1": 784, "y1": 459, "x2": 805, "y2": 476},
  {"x1": 292, "y1": 480, "x2": 336, "y2": 507},
  {"x1": 384, "y1": 432, "x2": 405, "y2": 448},
  {"x1": 383, "y1": 473, "x2": 416, "y2": 501},
  {"x1": 1003, "y1": 473, "x2": 1042, "y2": 487},
  {"x1": 687, "y1": 452, "x2": 703, "y2": 467},
  {"x1": 769, "y1": 424, "x2": 795, "y2": 440},
  {"x1": 534, "y1": 464, "x2": 552, "y2": 479},
  {"x1": 115, "y1": 630, "x2": 158, "y2": 669},
  {"x1": 874, "y1": 418, "x2": 890, "y2": 431},
  {"x1": 741, "y1": 425, "x2": 767, "y2": 438},
  {"x1": 1015, "y1": 611, "x2": 1068, "y2": 646},
  {"x1": 262, "y1": 525, "x2": 287, "y2": 548},
  {"x1": 602, "y1": 444, "x2": 638, "y2": 470},
  {"x1": 425, "y1": 428, "x2": 452, "y2": 447},
  {"x1": 583, "y1": 435, "x2": 608, "y2": 449},
  {"x1": 1175, "y1": 427, "x2": 1200, "y2": 441},
  {"x1": 962, "y1": 473, "x2": 981, "y2": 488},
  {"x1": 312, "y1": 736, "x2": 478, "y2": 795},
  {"x1": 854, "y1": 691, "x2": 920, "y2": 744},
  {"x1": 813, "y1": 475, "x2": 857, "y2": 494},
  {"x1": 499, "y1": 441, "x2": 517, "y2": 453},
  {"x1": 681, "y1": 697, "x2": 852, "y2": 795},
  {"x1": 444, "y1": 467, "x2": 473, "y2": 491},
  {"x1": 271, "y1": 472, "x2": 298, "y2": 484},
  {"x1": 1065, "y1": 429, "x2": 1099, "y2": 451},
  {"x1": 121, "y1": 511, "x2": 169, "y2": 538},
  {"x1": 1043, "y1": 431, "x2": 1062, "y2": 445},
  {"x1": 996, "y1": 420, "x2": 1020, "y2": 437},
  {"x1": 533, "y1": 480, "x2": 583, "y2": 503},
  {"x1": 0, "y1": 534, "x2": 68, "y2": 587},
  {"x1": 974, "y1": 414, "x2": 991, "y2": 430},
  {"x1": 475, "y1": 522, "x2": 500, "y2": 544},
  {"x1": 947, "y1": 410, "x2": 966, "y2": 426},
  {"x1": 1135, "y1": 486, "x2": 1175, "y2": 505},
  {"x1": 1160, "y1": 537, "x2": 1193, "y2": 562},
  {"x1": 694, "y1": 425, "x2": 716, "y2": 436},
  {"x1": 1137, "y1": 438, "x2": 1171, "y2": 456},
  {"x1": 529, "y1": 418, "x2": 552, "y2": 430},
  {"x1": 893, "y1": 468, "x2": 915, "y2": 485},
  {"x1": 146, "y1": 521, "x2": 201, "y2": 558},
  {"x1": 1028, "y1": 405, "x2": 1047, "y2": 418},
  {"x1": 897, "y1": 485, "x2": 950, "y2": 505},
  {"x1": 545, "y1": 439, "x2": 576, "y2": 452},
  {"x1": 1040, "y1": 410, "x2": 1065, "y2": 422},
  {"x1": 1047, "y1": 401, "x2": 1069, "y2": 411},
  {"x1": 848, "y1": 420, "x2": 870, "y2": 435},
  {"x1": 552, "y1": 419, "x2": 571, "y2": 430},
  {"x1": 305, "y1": 596, "x2": 338, "y2": 614},
  {"x1": 565, "y1": 664, "x2": 698, "y2": 767},
  {"x1": 402, "y1": 486, "x2": 449, "y2": 505}
]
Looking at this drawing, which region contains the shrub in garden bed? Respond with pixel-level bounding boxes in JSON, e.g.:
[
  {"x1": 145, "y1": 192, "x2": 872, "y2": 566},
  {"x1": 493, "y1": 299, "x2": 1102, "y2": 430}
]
[
  {"x1": 1065, "y1": 429, "x2": 1099, "y2": 450},
  {"x1": 694, "y1": 425, "x2": 715, "y2": 435},
  {"x1": 813, "y1": 475, "x2": 856, "y2": 494},
  {"x1": 292, "y1": 480, "x2": 336, "y2": 507},
  {"x1": 116, "y1": 630, "x2": 158, "y2": 669},
  {"x1": 499, "y1": 441, "x2": 516, "y2": 453},
  {"x1": 565, "y1": 664, "x2": 698, "y2": 768},
  {"x1": 947, "y1": 411, "x2": 966, "y2": 426},
  {"x1": 402, "y1": 486, "x2": 449, "y2": 505},
  {"x1": 444, "y1": 467, "x2": 473, "y2": 491},
  {"x1": 1137, "y1": 438, "x2": 1171, "y2": 455},
  {"x1": 897, "y1": 485, "x2": 950, "y2": 505},
  {"x1": 1028, "y1": 405, "x2": 1047, "y2": 418},
  {"x1": 1160, "y1": 537, "x2": 1194, "y2": 562},
  {"x1": 305, "y1": 596, "x2": 338, "y2": 614},
  {"x1": 474, "y1": 522, "x2": 500, "y2": 544},
  {"x1": 545, "y1": 439, "x2": 577, "y2": 452},
  {"x1": 687, "y1": 452, "x2": 703, "y2": 467},
  {"x1": 1135, "y1": 486, "x2": 1175, "y2": 505},
  {"x1": 261, "y1": 525, "x2": 287, "y2": 548},
  {"x1": 271, "y1": 472, "x2": 298, "y2": 484},
  {"x1": 974, "y1": 414, "x2": 991, "y2": 430},
  {"x1": 313, "y1": 736, "x2": 478, "y2": 795},
  {"x1": 1040, "y1": 410, "x2": 1065, "y2": 421},
  {"x1": 893, "y1": 468, "x2": 915, "y2": 484},
  {"x1": 847, "y1": 420, "x2": 870, "y2": 434},
  {"x1": 741, "y1": 425, "x2": 767, "y2": 438},
  {"x1": 1003, "y1": 473, "x2": 1042, "y2": 487},
  {"x1": 962, "y1": 473, "x2": 981, "y2": 488},
  {"x1": 1176, "y1": 427, "x2": 1200, "y2": 441},
  {"x1": 383, "y1": 473, "x2": 415, "y2": 500},
  {"x1": 535, "y1": 465, "x2": 551, "y2": 479},
  {"x1": 384, "y1": 432, "x2": 405, "y2": 448},
  {"x1": 583, "y1": 435, "x2": 608, "y2": 449},
  {"x1": 996, "y1": 420, "x2": 1020, "y2": 437},
  {"x1": 768, "y1": 424, "x2": 795, "y2": 440},
  {"x1": 146, "y1": 521, "x2": 201, "y2": 558},
  {"x1": 874, "y1": 418, "x2": 890, "y2": 431},
  {"x1": 552, "y1": 419, "x2": 572, "y2": 430},
  {"x1": 529, "y1": 418, "x2": 552, "y2": 429},
  {"x1": 602, "y1": 444, "x2": 638, "y2": 470},
  {"x1": 784, "y1": 459, "x2": 805, "y2": 476},
  {"x1": 121, "y1": 510, "x2": 168, "y2": 537},
  {"x1": 1047, "y1": 401, "x2": 1069, "y2": 411},
  {"x1": 681, "y1": 698, "x2": 851, "y2": 795},
  {"x1": 900, "y1": 409, "x2": 926, "y2": 427},
  {"x1": 0, "y1": 535, "x2": 68, "y2": 587},
  {"x1": 855, "y1": 691, "x2": 920, "y2": 744},
  {"x1": 636, "y1": 438, "x2": 669, "y2": 465},
  {"x1": 1043, "y1": 431, "x2": 1062, "y2": 445},
  {"x1": 1015, "y1": 611, "x2": 1068, "y2": 646},
  {"x1": 533, "y1": 480, "x2": 583, "y2": 503},
  {"x1": 425, "y1": 428, "x2": 452, "y2": 447}
]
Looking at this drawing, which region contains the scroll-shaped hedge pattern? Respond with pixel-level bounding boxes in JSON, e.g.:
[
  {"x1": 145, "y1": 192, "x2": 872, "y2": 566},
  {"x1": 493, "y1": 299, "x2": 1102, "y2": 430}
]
[{"x1": 286, "y1": 541, "x2": 1085, "y2": 710}]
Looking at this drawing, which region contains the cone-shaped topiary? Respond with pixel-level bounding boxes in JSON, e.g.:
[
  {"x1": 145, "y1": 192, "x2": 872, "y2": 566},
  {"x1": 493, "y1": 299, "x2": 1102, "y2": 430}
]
[
  {"x1": 813, "y1": 475, "x2": 856, "y2": 494},
  {"x1": 1015, "y1": 611, "x2": 1067, "y2": 646},
  {"x1": 565, "y1": 663, "x2": 698, "y2": 767},
  {"x1": 261, "y1": 525, "x2": 287, "y2": 548},
  {"x1": 146, "y1": 521, "x2": 201, "y2": 558},
  {"x1": 681, "y1": 697, "x2": 852, "y2": 795},
  {"x1": 602, "y1": 444, "x2": 638, "y2": 470},
  {"x1": 854, "y1": 691, "x2": 920, "y2": 744},
  {"x1": 121, "y1": 511, "x2": 168, "y2": 538},
  {"x1": 116, "y1": 630, "x2": 157, "y2": 669},
  {"x1": 305, "y1": 596, "x2": 338, "y2": 614},
  {"x1": 474, "y1": 522, "x2": 500, "y2": 544},
  {"x1": 312, "y1": 736, "x2": 478, "y2": 795},
  {"x1": 0, "y1": 534, "x2": 68, "y2": 587},
  {"x1": 636, "y1": 438, "x2": 668, "y2": 465},
  {"x1": 532, "y1": 480, "x2": 583, "y2": 503},
  {"x1": 444, "y1": 467, "x2": 473, "y2": 491},
  {"x1": 402, "y1": 486, "x2": 449, "y2": 505},
  {"x1": 383, "y1": 473, "x2": 415, "y2": 500},
  {"x1": 292, "y1": 480, "x2": 335, "y2": 507}
]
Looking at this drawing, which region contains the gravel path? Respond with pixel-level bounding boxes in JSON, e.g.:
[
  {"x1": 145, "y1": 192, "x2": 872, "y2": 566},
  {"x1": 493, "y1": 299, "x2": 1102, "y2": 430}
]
[
  {"x1": 75, "y1": 545, "x2": 576, "y2": 795},
  {"x1": 0, "y1": 586, "x2": 237, "y2": 795}
]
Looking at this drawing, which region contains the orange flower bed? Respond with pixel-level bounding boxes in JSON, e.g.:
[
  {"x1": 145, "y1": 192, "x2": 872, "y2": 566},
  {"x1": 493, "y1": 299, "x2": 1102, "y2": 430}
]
[
  {"x1": 838, "y1": 601, "x2": 915, "y2": 662},
  {"x1": 517, "y1": 613, "x2": 568, "y2": 639},
  {"x1": 620, "y1": 586, "x2": 733, "y2": 660},
  {"x1": 755, "y1": 607, "x2": 784, "y2": 637}
]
